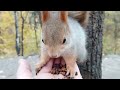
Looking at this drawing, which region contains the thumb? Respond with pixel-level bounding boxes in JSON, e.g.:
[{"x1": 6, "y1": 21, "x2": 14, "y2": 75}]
[{"x1": 16, "y1": 59, "x2": 33, "y2": 79}]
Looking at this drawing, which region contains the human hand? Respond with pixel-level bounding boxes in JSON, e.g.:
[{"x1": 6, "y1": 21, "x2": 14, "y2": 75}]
[{"x1": 16, "y1": 58, "x2": 82, "y2": 79}]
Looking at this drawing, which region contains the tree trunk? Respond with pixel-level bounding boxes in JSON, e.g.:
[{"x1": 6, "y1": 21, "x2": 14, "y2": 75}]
[
  {"x1": 20, "y1": 12, "x2": 28, "y2": 56},
  {"x1": 14, "y1": 11, "x2": 20, "y2": 56},
  {"x1": 113, "y1": 15, "x2": 118, "y2": 54},
  {"x1": 34, "y1": 14, "x2": 39, "y2": 49},
  {"x1": 78, "y1": 11, "x2": 105, "y2": 79},
  {"x1": 21, "y1": 12, "x2": 24, "y2": 56}
]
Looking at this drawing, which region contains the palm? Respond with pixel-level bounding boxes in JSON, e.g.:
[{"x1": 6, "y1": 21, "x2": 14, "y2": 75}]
[{"x1": 17, "y1": 59, "x2": 82, "y2": 79}]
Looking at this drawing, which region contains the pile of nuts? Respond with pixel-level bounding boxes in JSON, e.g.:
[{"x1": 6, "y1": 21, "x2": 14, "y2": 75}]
[
  {"x1": 50, "y1": 63, "x2": 78, "y2": 79},
  {"x1": 50, "y1": 64, "x2": 67, "y2": 76}
]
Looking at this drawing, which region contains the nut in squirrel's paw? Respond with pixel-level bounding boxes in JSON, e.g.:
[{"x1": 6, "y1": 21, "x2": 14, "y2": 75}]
[{"x1": 50, "y1": 62, "x2": 76, "y2": 79}]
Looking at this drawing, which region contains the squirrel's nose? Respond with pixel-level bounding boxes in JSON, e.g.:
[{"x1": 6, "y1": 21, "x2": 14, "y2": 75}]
[
  {"x1": 50, "y1": 53, "x2": 59, "y2": 58},
  {"x1": 49, "y1": 52, "x2": 59, "y2": 58}
]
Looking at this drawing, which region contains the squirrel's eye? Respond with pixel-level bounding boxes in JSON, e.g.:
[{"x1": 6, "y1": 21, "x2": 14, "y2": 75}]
[
  {"x1": 63, "y1": 38, "x2": 66, "y2": 44},
  {"x1": 42, "y1": 39, "x2": 44, "y2": 43}
]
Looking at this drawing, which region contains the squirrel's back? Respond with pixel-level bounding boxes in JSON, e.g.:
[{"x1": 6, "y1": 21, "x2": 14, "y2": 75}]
[
  {"x1": 68, "y1": 16, "x2": 87, "y2": 62},
  {"x1": 68, "y1": 11, "x2": 90, "y2": 62}
]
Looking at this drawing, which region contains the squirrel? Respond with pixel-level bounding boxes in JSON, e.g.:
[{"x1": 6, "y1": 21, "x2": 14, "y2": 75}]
[{"x1": 36, "y1": 11, "x2": 90, "y2": 79}]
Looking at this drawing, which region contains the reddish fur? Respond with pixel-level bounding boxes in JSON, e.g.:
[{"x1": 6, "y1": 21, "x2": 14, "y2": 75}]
[
  {"x1": 36, "y1": 11, "x2": 89, "y2": 78},
  {"x1": 68, "y1": 11, "x2": 90, "y2": 28},
  {"x1": 60, "y1": 11, "x2": 68, "y2": 23},
  {"x1": 41, "y1": 11, "x2": 50, "y2": 23}
]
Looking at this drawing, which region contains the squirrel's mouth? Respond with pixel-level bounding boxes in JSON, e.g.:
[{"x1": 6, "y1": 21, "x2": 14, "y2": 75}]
[
  {"x1": 50, "y1": 56, "x2": 63, "y2": 61},
  {"x1": 50, "y1": 57, "x2": 66, "y2": 66},
  {"x1": 50, "y1": 56, "x2": 62, "y2": 59}
]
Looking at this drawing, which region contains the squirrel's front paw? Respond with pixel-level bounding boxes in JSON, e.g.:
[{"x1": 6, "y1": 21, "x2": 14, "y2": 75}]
[{"x1": 66, "y1": 66, "x2": 75, "y2": 79}]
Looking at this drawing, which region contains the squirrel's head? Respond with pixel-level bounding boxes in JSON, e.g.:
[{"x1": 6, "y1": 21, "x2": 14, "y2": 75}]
[{"x1": 41, "y1": 11, "x2": 70, "y2": 58}]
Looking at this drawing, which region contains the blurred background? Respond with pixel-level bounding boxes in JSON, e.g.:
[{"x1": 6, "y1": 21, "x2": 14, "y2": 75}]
[
  {"x1": 0, "y1": 11, "x2": 120, "y2": 79},
  {"x1": 0, "y1": 11, "x2": 41, "y2": 58}
]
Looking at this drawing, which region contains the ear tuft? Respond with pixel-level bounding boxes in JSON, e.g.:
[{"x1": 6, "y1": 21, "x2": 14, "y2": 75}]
[
  {"x1": 60, "y1": 11, "x2": 68, "y2": 23},
  {"x1": 41, "y1": 11, "x2": 50, "y2": 23}
]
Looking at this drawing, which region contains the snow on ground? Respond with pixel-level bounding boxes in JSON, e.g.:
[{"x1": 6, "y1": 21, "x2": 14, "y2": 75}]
[
  {"x1": 102, "y1": 55, "x2": 120, "y2": 79},
  {"x1": 0, "y1": 55, "x2": 39, "y2": 79}
]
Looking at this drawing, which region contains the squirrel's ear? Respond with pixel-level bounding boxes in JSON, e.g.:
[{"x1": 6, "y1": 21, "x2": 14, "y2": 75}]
[
  {"x1": 41, "y1": 11, "x2": 50, "y2": 23},
  {"x1": 60, "y1": 11, "x2": 68, "y2": 23}
]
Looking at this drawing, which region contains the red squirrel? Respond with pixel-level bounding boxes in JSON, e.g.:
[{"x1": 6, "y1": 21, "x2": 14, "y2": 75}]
[{"x1": 36, "y1": 11, "x2": 90, "y2": 79}]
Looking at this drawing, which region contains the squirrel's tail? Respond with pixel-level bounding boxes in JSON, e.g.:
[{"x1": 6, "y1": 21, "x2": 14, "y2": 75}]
[{"x1": 68, "y1": 11, "x2": 90, "y2": 28}]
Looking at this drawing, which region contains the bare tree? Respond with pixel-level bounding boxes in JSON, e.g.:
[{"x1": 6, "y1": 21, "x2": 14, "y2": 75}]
[
  {"x1": 14, "y1": 11, "x2": 20, "y2": 56},
  {"x1": 28, "y1": 11, "x2": 40, "y2": 50},
  {"x1": 33, "y1": 12, "x2": 39, "y2": 49},
  {"x1": 20, "y1": 11, "x2": 29, "y2": 56},
  {"x1": 113, "y1": 14, "x2": 118, "y2": 54}
]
